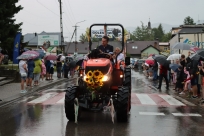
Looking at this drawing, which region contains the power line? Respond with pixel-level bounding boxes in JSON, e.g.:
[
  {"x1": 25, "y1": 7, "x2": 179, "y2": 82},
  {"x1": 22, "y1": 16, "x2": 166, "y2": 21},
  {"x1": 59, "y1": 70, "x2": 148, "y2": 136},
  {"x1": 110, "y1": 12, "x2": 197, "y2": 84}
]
[
  {"x1": 63, "y1": 0, "x2": 76, "y2": 23},
  {"x1": 36, "y1": 0, "x2": 59, "y2": 16},
  {"x1": 16, "y1": 17, "x2": 59, "y2": 26},
  {"x1": 63, "y1": 12, "x2": 74, "y2": 26}
]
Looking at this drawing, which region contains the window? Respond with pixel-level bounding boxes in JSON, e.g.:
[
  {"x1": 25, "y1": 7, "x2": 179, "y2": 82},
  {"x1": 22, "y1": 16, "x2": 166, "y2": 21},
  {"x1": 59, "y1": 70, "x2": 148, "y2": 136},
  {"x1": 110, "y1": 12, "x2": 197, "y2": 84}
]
[
  {"x1": 164, "y1": 47, "x2": 167, "y2": 51},
  {"x1": 132, "y1": 46, "x2": 138, "y2": 49}
]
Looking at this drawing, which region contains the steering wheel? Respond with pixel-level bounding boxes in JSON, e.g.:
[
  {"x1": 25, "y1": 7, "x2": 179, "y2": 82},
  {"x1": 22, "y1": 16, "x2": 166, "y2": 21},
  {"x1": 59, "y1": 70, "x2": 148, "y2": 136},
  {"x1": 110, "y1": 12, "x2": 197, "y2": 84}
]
[{"x1": 97, "y1": 53, "x2": 111, "y2": 59}]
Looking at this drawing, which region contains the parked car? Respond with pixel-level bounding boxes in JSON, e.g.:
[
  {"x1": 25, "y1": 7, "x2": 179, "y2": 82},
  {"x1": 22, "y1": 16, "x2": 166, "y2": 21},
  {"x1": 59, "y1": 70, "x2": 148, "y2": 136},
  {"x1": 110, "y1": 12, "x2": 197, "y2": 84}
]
[{"x1": 134, "y1": 59, "x2": 146, "y2": 70}]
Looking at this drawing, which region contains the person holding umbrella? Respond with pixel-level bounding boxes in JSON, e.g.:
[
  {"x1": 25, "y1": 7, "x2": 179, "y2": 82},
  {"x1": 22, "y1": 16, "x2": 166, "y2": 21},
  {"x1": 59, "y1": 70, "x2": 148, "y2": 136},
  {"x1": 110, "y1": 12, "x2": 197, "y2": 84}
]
[
  {"x1": 26, "y1": 59, "x2": 35, "y2": 88},
  {"x1": 56, "y1": 55, "x2": 62, "y2": 78},
  {"x1": 19, "y1": 59, "x2": 28, "y2": 93},
  {"x1": 33, "y1": 59, "x2": 42, "y2": 86}
]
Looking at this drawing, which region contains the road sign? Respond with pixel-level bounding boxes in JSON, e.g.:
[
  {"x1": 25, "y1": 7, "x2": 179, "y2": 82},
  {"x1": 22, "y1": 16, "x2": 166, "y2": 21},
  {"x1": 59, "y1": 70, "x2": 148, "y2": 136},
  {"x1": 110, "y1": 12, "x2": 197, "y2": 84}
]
[{"x1": 38, "y1": 35, "x2": 59, "y2": 46}]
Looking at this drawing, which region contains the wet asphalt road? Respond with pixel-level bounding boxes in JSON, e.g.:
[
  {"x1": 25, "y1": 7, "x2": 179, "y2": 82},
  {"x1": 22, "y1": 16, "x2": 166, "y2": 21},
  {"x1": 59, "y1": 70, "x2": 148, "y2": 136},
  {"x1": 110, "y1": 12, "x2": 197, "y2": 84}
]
[{"x1": 0, "y1": 70, "x2": 204, "y2": 136}]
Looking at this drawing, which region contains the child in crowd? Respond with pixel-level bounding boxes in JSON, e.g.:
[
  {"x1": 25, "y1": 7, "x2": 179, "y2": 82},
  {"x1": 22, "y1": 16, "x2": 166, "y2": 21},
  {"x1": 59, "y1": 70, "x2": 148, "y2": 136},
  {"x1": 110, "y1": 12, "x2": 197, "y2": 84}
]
[
  {"x1": 41, "y1": 59, "x2": 46, "y2": 81},
  {"x1": 49, "y1": 60, "x2": 54, "y2": 80}
]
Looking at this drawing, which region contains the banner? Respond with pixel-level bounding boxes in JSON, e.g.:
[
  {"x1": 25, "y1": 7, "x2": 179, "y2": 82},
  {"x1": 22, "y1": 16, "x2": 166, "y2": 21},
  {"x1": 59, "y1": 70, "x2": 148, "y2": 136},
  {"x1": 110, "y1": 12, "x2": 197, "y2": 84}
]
[{"x1": 13, "y1": 32, "x2": 22, "y2": 64}]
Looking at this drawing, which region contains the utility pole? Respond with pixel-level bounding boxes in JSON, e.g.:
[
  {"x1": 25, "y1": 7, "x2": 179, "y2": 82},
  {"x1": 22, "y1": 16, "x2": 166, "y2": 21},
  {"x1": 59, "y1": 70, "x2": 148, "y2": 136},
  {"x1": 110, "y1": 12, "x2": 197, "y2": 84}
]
[
  {"x1": 73, "y1": 25, "x2": 79, "y2": 53},
  {"x1": 59, "y1": 0, "x2": 64, "y2": 53},
  {"x1": 73, "y1": 20, "x2": 86, "y2": 54}
]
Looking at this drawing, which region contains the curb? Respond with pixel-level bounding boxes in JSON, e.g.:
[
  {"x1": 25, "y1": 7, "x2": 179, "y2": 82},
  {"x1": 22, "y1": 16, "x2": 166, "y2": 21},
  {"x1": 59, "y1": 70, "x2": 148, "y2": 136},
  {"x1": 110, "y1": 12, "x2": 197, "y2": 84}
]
[{"x1": 0, "y1": 77, "x2": 77, "y2": 108}]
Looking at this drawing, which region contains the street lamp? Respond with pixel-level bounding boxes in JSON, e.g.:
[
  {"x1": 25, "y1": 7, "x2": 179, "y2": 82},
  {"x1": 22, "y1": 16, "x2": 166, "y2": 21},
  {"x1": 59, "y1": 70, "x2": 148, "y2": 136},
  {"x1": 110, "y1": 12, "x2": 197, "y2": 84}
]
[{"x1": 73, "y1": 20, "x2": 86, "y2": 54}]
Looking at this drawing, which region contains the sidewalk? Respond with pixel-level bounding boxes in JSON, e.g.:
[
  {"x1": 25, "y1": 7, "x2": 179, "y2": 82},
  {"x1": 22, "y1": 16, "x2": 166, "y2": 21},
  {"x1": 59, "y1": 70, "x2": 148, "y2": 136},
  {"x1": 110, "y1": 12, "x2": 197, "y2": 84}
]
[
  {"x1": 142, "y1": 73, "x2": 203, "y2": 106},
  {"x1": 0, "y1": 73, "x2": 78, "y2": 106}
]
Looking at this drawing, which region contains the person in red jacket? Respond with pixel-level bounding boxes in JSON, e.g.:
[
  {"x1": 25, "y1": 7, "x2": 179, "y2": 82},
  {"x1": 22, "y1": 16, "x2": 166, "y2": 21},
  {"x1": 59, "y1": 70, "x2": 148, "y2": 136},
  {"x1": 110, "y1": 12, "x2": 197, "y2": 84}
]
[{"x1": 157, "y1": 64, "x2": 169, "y2": 90}]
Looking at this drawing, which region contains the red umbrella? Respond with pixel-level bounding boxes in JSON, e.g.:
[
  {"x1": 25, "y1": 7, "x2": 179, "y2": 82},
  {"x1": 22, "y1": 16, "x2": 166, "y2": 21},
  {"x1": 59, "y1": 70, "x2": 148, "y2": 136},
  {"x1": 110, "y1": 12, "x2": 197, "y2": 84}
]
[
  {"x1": 145, "y1": 59, "x2": 154, "y2": 66},
  {"x1": 45, "y1": 55, "x2": 57, "y2": 60},
  {"x1": 190, "y1": 47, "x2": 200, "y2": 52}
]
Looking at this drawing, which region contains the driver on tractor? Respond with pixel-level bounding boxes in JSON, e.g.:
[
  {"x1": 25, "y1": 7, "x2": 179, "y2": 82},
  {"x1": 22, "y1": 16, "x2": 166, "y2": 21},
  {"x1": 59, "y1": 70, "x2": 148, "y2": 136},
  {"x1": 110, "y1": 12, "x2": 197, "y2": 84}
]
[{"x1": 98, "y1": 36, "x2": 113, "y2": 53}]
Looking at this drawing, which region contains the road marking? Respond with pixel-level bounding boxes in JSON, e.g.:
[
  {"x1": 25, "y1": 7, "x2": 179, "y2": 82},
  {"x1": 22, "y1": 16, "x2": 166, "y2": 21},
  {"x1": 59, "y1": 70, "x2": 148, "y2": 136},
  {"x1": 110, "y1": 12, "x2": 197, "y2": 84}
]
[
  {"x1": 28, "y1": 93, "x2": 58, "y2": 104},
  {"x1": 42, "y1": 92, "x2": 65, "y2": 105},
  {"x1": 56, "y1": 96, "x2": 65, "y2": 104},
  {"x1": 158, "y1": 95, "x2": 185, "y2": 106},
  {"x1": 139, "y1": 112, "x2": 165, "y2": 116},
  {"x1": 136, "y1": 94, "x2": 157, "y2": 105},
  {"x1": 172, "y1": 113, "x2": 202, "y2": 117}
]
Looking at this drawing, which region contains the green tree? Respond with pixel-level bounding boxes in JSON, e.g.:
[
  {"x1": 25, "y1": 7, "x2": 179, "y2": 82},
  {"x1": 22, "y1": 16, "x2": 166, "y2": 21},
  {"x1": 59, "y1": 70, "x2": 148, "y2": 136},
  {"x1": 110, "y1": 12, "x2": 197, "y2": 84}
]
[
  {"x1": 152, "y1": 24, "x2": 165, "y2": 41},
  {"x1": 132, "y1": 22, "x2": 153, "y2": 41},
  {"x1": 0, "y1": 0, "x2": 23, "y2": 58},
  {"x1": 183, "y1": 16, "x2": 196, "y2": 25},
  {"x1": 79, "y1": 33, "x2": 88, "y2": 42},
  {"x1": 162, "y1": 32, "x2": 171, "y2": 42}
]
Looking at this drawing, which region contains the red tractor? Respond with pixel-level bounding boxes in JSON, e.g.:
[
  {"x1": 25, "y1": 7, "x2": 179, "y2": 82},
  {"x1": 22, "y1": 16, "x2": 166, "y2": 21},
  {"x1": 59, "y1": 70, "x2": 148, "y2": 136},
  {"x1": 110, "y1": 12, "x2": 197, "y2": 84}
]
[{"x1": 64, "y1": 24, "x2": 131, "y2": 122}]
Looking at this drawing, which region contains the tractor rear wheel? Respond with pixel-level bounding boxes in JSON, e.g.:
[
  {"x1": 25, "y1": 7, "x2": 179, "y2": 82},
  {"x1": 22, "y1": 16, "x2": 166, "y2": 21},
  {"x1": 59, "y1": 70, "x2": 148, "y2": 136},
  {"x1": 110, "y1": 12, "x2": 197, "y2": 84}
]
[
  {"x1": 123, "y1": 68, "x2": 131, "y2": 111},
  {"x1": 123, "y1": 68, "x2": 131, "y2": 87},
  {"x1": 117, "y1": 86, "x2": 130, "y2": 122},
  {"x1": 65, "y1": 86, "x2": 79, "y2": 121}
]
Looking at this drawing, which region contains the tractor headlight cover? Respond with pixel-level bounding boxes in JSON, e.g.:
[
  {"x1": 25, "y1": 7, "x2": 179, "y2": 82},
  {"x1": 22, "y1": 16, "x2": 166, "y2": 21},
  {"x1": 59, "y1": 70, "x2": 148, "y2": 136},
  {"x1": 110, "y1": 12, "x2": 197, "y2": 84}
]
[
  {"x1": 102, "y1": 75, "x2": 109, "y2": 81},
  {"x1": 83, "y1": 75, "x2": 87, "y2": 81}
]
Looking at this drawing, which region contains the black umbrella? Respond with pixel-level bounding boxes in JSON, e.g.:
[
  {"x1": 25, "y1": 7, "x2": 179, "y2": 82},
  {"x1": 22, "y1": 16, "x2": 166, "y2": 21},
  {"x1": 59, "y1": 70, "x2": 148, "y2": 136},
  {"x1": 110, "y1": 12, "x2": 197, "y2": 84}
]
[
  {"x1": 196, "y1": 49, "x2": 204, "y2": 57},
  {"x1": 76, "y1": 59, "x2": 84, "y2": 66},
  {"x1": 189, "y1": 53, "x2": 204, "y2": 61},
  {"x1": 153, "y1": 55, "x2": 170, "y2": 68},
  {"x1": 189, "y1": 53, "x2": 201, "y2": 61},
  {"x1": 69, "y1": 61, "x2": 76, "y2": 69}
]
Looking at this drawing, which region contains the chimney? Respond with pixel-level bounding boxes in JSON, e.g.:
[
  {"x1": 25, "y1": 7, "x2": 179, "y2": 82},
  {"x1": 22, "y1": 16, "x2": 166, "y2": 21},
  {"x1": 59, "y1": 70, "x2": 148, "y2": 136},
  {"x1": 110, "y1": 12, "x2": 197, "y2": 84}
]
[{"x1": 154, "y1": 42, "x2": 158, "y2": 48}]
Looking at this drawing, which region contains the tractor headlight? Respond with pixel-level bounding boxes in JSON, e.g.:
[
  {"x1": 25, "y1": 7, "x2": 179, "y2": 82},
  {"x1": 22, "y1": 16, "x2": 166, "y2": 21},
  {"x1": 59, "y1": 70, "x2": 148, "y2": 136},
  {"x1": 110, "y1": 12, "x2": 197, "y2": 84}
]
[
  {"x1": 83, "y1": 75, "x2": 87, "y2": 81},
  {"x1": 102, "y1": 75, "x2": 109, "y2": 81}
]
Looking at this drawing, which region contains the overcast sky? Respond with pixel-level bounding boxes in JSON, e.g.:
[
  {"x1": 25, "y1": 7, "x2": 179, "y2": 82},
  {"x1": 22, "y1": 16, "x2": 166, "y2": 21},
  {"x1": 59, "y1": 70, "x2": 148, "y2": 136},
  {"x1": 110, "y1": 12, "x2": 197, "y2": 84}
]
[{"x1": 15, "y1": 0, "x2": 204, "y2": 41}]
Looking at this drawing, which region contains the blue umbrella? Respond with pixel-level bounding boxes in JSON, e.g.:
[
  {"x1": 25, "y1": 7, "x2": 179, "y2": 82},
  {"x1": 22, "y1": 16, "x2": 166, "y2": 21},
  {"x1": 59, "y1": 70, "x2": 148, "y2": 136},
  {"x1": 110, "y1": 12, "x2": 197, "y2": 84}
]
[
  {"x1": 169, "y1": 64, "x2": 179, "y2": 72},
  {"x1": 34, "y1": 49, "x2": 45, "y2": 59}
]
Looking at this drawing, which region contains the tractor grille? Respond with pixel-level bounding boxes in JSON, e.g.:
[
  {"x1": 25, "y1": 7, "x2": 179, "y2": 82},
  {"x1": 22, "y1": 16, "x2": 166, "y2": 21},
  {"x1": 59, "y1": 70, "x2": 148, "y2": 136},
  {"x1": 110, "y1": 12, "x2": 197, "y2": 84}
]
[{"x1": 85, "y1": 64, "x2": 110, "y2": 74}]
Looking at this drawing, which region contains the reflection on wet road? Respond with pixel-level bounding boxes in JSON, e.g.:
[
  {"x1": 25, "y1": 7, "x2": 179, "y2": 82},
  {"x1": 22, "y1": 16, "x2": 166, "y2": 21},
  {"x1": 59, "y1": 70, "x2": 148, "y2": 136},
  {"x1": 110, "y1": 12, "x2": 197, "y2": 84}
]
[{"x1": 0, "y1": 70, "x2": 204, "y2": 136}]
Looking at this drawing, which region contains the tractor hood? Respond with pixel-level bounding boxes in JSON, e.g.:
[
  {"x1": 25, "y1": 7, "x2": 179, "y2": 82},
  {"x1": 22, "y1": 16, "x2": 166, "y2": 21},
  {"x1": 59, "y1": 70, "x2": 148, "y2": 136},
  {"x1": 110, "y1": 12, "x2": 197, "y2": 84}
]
[
  {"x1": 86, "y1": 58, "x2": 110, "y2": 67},
  {"x1": 84, "y1": 58, "x2": 112, "y2": 75}
]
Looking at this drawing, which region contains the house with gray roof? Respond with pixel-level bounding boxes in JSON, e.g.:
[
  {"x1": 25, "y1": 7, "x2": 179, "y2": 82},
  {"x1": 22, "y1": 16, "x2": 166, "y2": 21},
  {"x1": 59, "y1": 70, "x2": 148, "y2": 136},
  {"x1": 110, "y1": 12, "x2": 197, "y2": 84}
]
[
  {"x1": 169, "y1": 25, "x2": 204, "y2": 56},
  {"x1": 126, "y1": 41, "x2": 160, "y2": 58},
  {"x1": 63, "y1": 40, "x2": 160, "y2": 58}
]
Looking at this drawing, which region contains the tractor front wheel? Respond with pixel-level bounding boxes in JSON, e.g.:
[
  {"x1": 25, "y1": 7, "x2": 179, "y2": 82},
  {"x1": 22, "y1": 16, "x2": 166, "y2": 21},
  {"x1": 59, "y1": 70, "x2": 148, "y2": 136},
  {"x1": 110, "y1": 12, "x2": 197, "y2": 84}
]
[
  {"x1": 116, "y1": 86, "x2": 130, "y2": 122},
  {"x1": 65, "y1": 86, "x2": 79, "y2": 121}
]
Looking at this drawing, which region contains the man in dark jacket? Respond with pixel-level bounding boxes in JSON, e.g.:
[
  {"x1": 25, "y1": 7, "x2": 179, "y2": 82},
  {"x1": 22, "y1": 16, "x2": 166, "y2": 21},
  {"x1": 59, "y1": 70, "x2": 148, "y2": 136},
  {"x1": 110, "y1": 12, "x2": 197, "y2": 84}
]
[
  {"x1": 97, "y1": 36, "x2": 113, "y2": 53},
  {"x1": 157, "y1": 64, "x2": 169, "y2": 90}
]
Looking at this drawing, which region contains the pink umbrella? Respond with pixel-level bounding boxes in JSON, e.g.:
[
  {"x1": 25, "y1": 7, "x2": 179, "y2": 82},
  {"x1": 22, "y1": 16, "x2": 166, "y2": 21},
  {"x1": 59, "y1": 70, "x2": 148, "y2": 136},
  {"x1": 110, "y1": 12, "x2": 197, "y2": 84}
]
[
  {"x1": 22, "y1": 51, "x2": 39, "y2": 59},
  {"x1": 145, "y1": 59, "x2": 154, "y2": 66},
  {"x1": 45, "y1": 55, "x2": 57, "y2": 60},
  {"x1": 190, "y1": 47, "x2": 200, "y2": 52}
]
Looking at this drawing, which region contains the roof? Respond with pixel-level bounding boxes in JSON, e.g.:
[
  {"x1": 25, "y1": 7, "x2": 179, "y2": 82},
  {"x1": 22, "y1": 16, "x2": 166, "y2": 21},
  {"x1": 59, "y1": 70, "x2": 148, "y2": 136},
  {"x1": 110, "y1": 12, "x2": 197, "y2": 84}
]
[
  {"x1": 180, "y1": 25, "x2": 204, "y2": 28},
  {"x1": 178, "y1": 27, "x2": 203, "y2": 34},
  {"x1": 140, "y1": 45, "x2": 160, "y2": 52},
  {"x1": 23, "y1": 33, "x2": 36, "y2": 43},
  {"x1": 24, "y1": 31, "x2": 65, "y2": 46},
  {"x1": 64, "y1": 41, "x2": 123, "y2": 54},
  {"x1": 126, "y1": 41, "x2": 159, "y2": 55},
  {"x1": 63, "y1": 41, "x2": 160, "y2": 55}
]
